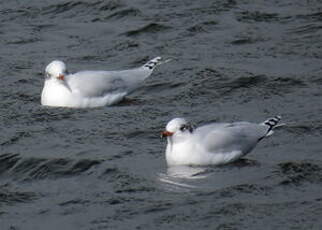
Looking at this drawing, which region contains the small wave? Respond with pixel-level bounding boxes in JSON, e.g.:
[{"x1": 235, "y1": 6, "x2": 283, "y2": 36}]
[
  {"x1": 144, "y1": 82, "x2": 184, "y2": 93},
  {"x1": 277, "y1": 161, "x2": 322, "y2": 186},
  {"x1": 0, "y1": 187, "x2": 37, "y2": 205},
  {"x1": 6, "y1": 37, "x2": 40, "y2": 45},
  {"x1": 270, "y1": 77, "x2": 305, "y2": 86},
  {"x1": 230, "y1": 37, "x2": 267, "y2": 45},
  {"x1": 117, "y1": 97, "x2": 142, "y2": 107},
  {"x1": 92, "y1": 8, "x2": 141, "y2": 22},
  {"x1": 264, "y1": 77, "x2": 306, "y2": 96},
  {"x1": 283, "y1": 121, "x2": 322, "y2": 136},
  {"x1": 105, "y1": 8, "x2": 142, "y2": 20},
  {"x1": 112, "y1": 40, "x2": 139, "y2": 52},
  {"x1": 42, "y1": 1, "x2": 102, "y2": 15},
  {"x1": 123, "y1": 23, "x2": 171, "y2": 37},
  {"x1": 12, "y1": 93, "x2": 38, "y2": 103},
  {"x1": 32, "y1": 109, "x2": 76, "y2": 122},
  {"x1": 31, "y1": 23, "x2": 56, "y2": 32},
  {"x1": 2, "y1": 1, "x2": 124, "y2": 19},
  {"x1": 295, "y1": 12, "x2": 322, "y2": 22},
  {"x1": 142, "y1": 202, "x2": 173, "y2": 214},
  {"x1": 198, "y1": 183, "x2": 273, "y2": 199},
  {"x1": 1, "y1": 132, "x2": 31, "y2": 147},
  {"x1": 208, "y1": 75, "x2": 267, "y2": 97},
  {"x1": 230, "y1": 184, "x2": 271, "y2": 194},
  {"x1": 98, "y1": 0, "x2": 124, "y2": 11},
  {"x1": 100, "y1": 167, "x2": 119, "y2": 177},
  {"x1": 59, "y1": 198, "x2": 90, "y2": 207},
  {"x1": 0, "y1": 153, "x2": 20, "y2": 174},
  {"x1": 193, "y1": 69, "x2": 267, "y2": 90},
  {"x1": 288, "y1": 23, "x2": 322, "y2": 34},
  {"x1": 226, "y1": 75, "x2": 267, "y2": 89},
  {"x1": 114, "y1": 186, "x2": 155, "y2": 194},
  {"x1": 42, "y1": 2, "x2": 86, "y2": 14},
  {"x1": 236, "y1": 11, "x2": 285, "y2": 23},
  {"x1": 124, "y1": 129, "x2": 149, "y2": 139},
  {"x1": 0, "y1": 153, "x2": 102, "y2": 180},
  {"x1": 189, "y1": 69, "x2": 307, "y2": 100},
  {"x1": 186, "y1": 21, "x2": 218, "y2": 33},
  {"x1": 189, "y1": 0, "x2": 237, "y2": 15},
  {"x1": 38, "y1": 0, "x2": 123, "y2": 17},
  {"x1": 227, "y1": 75, "x2": 304, "y2": 96},
  {"x1": 231, "y1": 38, "x2": 256, "y2": 45}
]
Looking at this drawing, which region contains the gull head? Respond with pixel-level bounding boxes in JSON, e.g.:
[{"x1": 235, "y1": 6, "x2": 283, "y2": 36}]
[
  {"x1": 161, "y1": 118, "x2": 194, "y2": 138},
  {"x1": 45, "y1": 60, "x2": 67, "y2": 81}
]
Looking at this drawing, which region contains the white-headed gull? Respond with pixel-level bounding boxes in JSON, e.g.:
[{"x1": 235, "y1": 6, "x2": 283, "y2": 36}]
[
  {"x1": 41, "y1": 57, "x2": 164, "y2": 108},
  {"x1": 161, "y1": 116, "x2": 282, "y2": 166}
]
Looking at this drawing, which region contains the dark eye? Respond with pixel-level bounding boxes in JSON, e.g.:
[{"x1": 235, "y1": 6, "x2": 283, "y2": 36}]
[{"x1": 180, "y1": 124, "x2": 194, "y2": 133}]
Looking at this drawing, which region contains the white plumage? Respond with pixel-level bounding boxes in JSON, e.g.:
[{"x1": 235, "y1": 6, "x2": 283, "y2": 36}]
[
  {"x1": 162, "y1": 116, "x2": 282, "y2": 166},
  {"x1": 41, "y1": 57, "x2": 163, "y2": 108}
]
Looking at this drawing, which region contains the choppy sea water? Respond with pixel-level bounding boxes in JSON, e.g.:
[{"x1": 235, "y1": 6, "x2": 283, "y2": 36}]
[{"x1": 1, "y1": 0, "x2": 322, "y2": 229}]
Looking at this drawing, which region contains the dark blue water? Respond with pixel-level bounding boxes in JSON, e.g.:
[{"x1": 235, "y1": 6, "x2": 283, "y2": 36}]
[{"x1": 1, "y1": 0, "x2": 322, "y2": 229}]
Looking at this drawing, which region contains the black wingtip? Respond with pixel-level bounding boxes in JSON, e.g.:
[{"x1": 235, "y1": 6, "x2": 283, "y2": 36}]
[
  {"x1": 263, "y1": 115, "x2": 282, "y2": 132},
  {"x1": 143, "y1": 57, "x2": 162, "y2": 70}
]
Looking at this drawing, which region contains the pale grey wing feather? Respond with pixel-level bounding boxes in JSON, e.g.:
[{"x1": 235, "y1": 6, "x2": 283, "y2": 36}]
[
  {"x1": 65, "y1": 71, "x2": 126, "y2": 97},
  {"x1": 65, "y1": 68, "x2": 150, "y2": 97},
  {"x1": 196, "y1": 122, "x2": 268, "y2": 154}
]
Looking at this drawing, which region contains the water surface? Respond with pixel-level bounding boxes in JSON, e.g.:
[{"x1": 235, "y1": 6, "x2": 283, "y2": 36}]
[{"x1": 1, "y1": 0, "x2": 322, "y2": 229}]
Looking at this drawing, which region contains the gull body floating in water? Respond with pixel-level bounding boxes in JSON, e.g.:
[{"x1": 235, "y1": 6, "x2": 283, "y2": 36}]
[
  {"x1": 41, "y1": 57, "x2": 165, "y2": 108},
  {"x1": 161, "y1": 116, "x2": 282, "y2": 166}
]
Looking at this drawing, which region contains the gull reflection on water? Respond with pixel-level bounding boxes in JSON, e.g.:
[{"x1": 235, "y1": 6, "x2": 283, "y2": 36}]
[
  {"x1": 157, "y1": 159, "x2": 262, "y2": 192},
  {"x1": 158, "y1": 166, "x2": 214, "y2": 192},
  {"x1": 166, "y1": 166, "x2": 212, "y2": 179}
]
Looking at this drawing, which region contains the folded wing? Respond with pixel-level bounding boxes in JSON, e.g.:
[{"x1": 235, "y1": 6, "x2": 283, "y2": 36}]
[
  {"x1": 65, "y1": 68, "x2": 146, "y2": 97},
  {"x1": 198, "y1": 122, "x2": 269, "y2": 154}
]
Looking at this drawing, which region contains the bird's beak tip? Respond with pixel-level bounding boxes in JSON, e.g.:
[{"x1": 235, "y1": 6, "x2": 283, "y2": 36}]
[
  {"x1": 161, "y1": 131, "x2": 173, "y2": 138},
  {"x1": 58, "y1": 74, "x2": 65, "y2": 81}
]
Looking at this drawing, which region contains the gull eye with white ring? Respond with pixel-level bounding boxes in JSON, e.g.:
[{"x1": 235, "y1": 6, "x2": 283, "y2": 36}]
[
  {"x1": 180, "y1": 124, "x2": 194, "y2": 133},
  {"x1": 180, "y1": 125, "x2": 190, "y2": 132}
]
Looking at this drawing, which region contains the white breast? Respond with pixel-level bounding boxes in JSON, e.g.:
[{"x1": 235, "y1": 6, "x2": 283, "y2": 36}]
[
  {"x1": 41, "y1": 79, "x2": 128, "y2": 108},
  {"x1": 41, "y1": 79, "x2": 76, "y2": 107}
]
